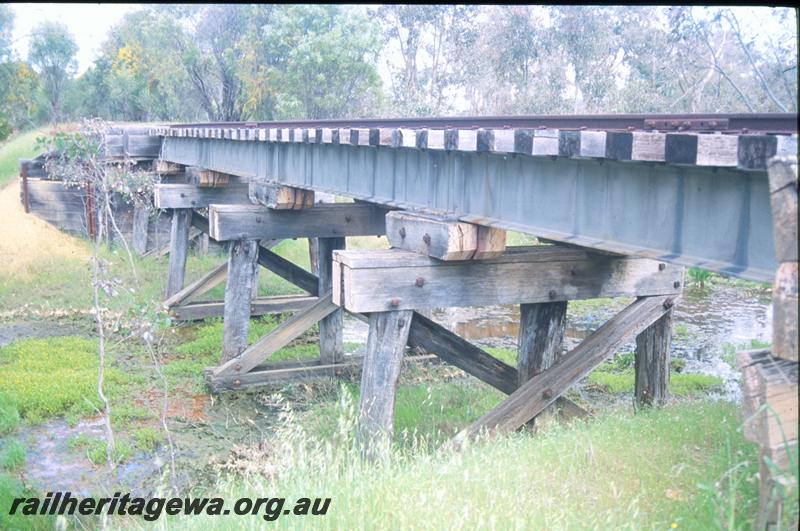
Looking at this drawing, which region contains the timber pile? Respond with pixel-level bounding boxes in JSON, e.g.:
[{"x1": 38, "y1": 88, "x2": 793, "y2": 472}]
[{"x1": 737, "y1": 156, "x2": 798, "y2": 530}]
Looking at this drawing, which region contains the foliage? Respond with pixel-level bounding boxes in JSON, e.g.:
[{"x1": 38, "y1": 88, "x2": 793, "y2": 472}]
[
  {"x1": 68, "y1": 433, "x2": 133, "y2": 465},
  {"x1": 689, "y1": 267, "x2": 713, "y2": 289},
  {"x1": 27, "y1": 21, "x2": 78, "y2": 123},
  {"x1": 1, "y1": 438, "x2": 26, "y2": 471},
  {"x1": 0, "y1": 393, "x2": 20, "y2": 435},
  {"x1": 0, "y1": 336, "x2": 134, "y2": 422}
]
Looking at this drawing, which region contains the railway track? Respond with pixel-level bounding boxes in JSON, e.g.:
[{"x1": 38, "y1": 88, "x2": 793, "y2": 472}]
[{"x1": 167, "y1": 113, "x2": 798, "y2": 135}]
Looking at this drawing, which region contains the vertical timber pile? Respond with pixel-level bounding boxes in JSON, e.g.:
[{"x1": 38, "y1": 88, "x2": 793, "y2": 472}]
[
  {"x1": 166, "y1": 208, "x2": 191, "y2": 298},
  {"x1": 634, "y1": 310, "x2": 674, "y2": 406},
  {"x1": 317, "y1": 237, "x2": 346, "y2": 364},
  {"x1": 517, "y1": 302, "x2": 567, "y2": 425},
  {"x1": 738, "y1": 156, "x2": 798, "y2": 531},
  {"x1": 221, "y1": 239, "x2": 260, "y2": 363},
  {"x1": 132, "y1": 204, "x2": 150, "y2": 255},
  {"x1": 357, "y1": 310, "x2": 413, "y2": 461}
]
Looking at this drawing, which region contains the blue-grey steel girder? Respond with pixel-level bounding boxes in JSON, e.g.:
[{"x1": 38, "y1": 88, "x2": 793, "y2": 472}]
[{"x1": 161, "y1": 137, "x2": 775, "y2": 282}]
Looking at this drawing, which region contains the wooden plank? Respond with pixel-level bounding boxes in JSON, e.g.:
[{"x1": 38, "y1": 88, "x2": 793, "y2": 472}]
[
  {"x1": 475, "y1": 225, "x2": 507, "y2": 259},
  {"x1": 454, "y1": 295, "x2": 675, "y2": 441},
  {"x1": 634, "y1": 310, "x2": 673, "y2": 406},
  {"x1": 737, "y1": 349, "x2": 798, "y2": 450},
  {"x1": 171, "y1": 295, "x2": 317, "y2": 321},
  {"x1": 318, "y1": 237, "x2": 346, "y2": 364},
  {"x1": 386, "y1": 211, "x2": 478, "y2": 260},
  {"x1": 208, "y1": 203, "x2": 387, "y2": 241},
  {"x1": 631, "y1": 132, "x2": 666, "y2": 161},
  {"x1": 154, "y1": 183, "x2": 250, "y2": 209},
  {"x1": 205, "y1": 354, "x2": 438, "y2": 392},
  {"x1": 333, "y1": 246, "x2": 683, "y2": 313},
  {"x1": 154, "y1": 160, "x2": 183, "y2": 174},
  {"x1": 214, "y1": 294, "x2": 338, "y2": 378},
  {"x1": 165, "y1": 209, "x2": 191, "y2": 299},
  {"x1": 131, "y1": 204, "x2": 149, "y2": 255},
  {"x1": 257, "y1": 246, "x2": 319, "y2": 295},
  {"x1": 696, "y1": 134, "x2": 738, "y2": 167},
  {"x1": 407, "y1": 313, "x2": 519, "y2": 395},
  {"x1": 163, "y1": 261, "x2": 228, "y2": 309},
  {"x1": 248, "y1": 181, "x2": 315, "y2": 210},
  {"x1": 221, "y1": 239, "x2": 260, "y2": 363},
  {"x1": 357, "y1": 310, "x2": 414, "y2": 461},
  {"x1": 186, "y1": 167, "x2": 230, "y2": 188}
]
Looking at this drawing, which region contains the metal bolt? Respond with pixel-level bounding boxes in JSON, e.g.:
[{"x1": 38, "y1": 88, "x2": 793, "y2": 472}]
[
  {"x1": 542, "y1": 389, "x2": 553, "y2": 399},
  {"x1": 233, "y1": 379, "x2": 241, "y2": 387},
  {"x1": 255, "y1": 217, "x2": 261, "y2": 223},
  {"x1": 548, "y1": 289, "x2": 557, "y2": 300},
  {"x1": 423, "y1": 233, "x2": 431, "y2": 245},
  {"x1": 180, "y1": 192, "x2": 186, "y2": 198},
  {"x1": 663, "y1": 298, "x2": 674, "y2": 309},
  {"x1": 415, "y1": 277, "x2": 425, "y2": 287},
  {"x1": 399, "y1": 227, "x2": 406, "y2": 239},
  {"x1": 345, "y1": 216, "x2": 352, "y2": 222},
  {"x1": 658, "y1": 263, "x2": 666, "y2": 271},
  {"x1": 389, "y1": 298, "x2": 400, "y2": 308},
  {"x1": 398, "y1": 319, "x2": 406, "y2": 328},
  {"x1": 673, "y1": 281, "x2": 681, "y2": 289},
  {"x1": 234, "y1": 363, "x2": 242, "y2": 372},
  {"x1": 570, "y1": 267, "x2": 578, "y2": 276}
]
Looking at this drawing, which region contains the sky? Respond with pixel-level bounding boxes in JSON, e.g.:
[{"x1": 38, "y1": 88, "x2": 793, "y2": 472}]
[{"x1": 10, "y1": 3, "x2": 138, "y2": 73}]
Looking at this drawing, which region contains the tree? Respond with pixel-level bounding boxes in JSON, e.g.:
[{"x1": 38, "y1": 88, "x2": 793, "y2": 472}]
[
  {"x1": 259, "y1": 5, "x2": 382, "y2": 119},
  {"x1": 28, "y1": 21, "x2": 78, "y2": 123}
]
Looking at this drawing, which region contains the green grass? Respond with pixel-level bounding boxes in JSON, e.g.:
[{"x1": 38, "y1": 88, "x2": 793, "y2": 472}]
[
  {"x1": 68, "y1": 433, "x2": 134, "y2": 465},
  {"x1": 147, "y1": 401, "x2": 768, "y2": 530},
  {"x1": 0, "y1": 393, "x2": 21, "y2": 436},
  {"x1": 0, "y1": 336, "x2": 138, "y2": 423},
  {"x1": 0, "y1": 129, "x2": 43, "y2": 187},
  {"x1": 0, "y1": 472, "x2": 53, "y2": 530},
  {"x1": 0, "y1": 439, "x2": 26, "y2": 471},
  {"x1": 306, "y1": 380, "x2": 504, "y2": 445}
]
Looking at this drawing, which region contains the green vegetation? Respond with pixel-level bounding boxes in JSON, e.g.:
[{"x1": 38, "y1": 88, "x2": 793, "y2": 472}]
[
  {"x1": 132, "y1": 427, "x2": 163, "y2": 452},
  {"x1": 158, "y1": 401, "x2": 764, "y2": 529},
  {"x1": 0, "y1": 438, "x2": 25, "y2": 471},
  {"x1": 0, "y1": 473, "x2": 52, "y2": 530},
  {"x1": 720, "y1": 339, "x2": 772, "y2": 367},
  {"x1": 688, "y1": 267, "x2": 712, "y2": 289},
  {"x1": 0, "y1": 336, "x2": 136, "y2": 422},
  {"x1": 0, "y1": 128, "x2": 42, "y2": 187},
  {"x1": 68, "y1": 433, "x2": 133, "y2": 465},
  {"x1": 0, "y1": 393, "x2": 20, "y2": 435}
]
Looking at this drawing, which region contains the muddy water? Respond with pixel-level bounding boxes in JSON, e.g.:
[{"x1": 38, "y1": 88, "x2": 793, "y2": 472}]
[{"x1": 343, "y1": 281, "x2": 772, "y2": 400}]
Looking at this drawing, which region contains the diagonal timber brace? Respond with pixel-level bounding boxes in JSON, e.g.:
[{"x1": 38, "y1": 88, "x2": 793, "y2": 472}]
[{"x1": 453, "y1": 294, "x2": 677, "y2": 444}]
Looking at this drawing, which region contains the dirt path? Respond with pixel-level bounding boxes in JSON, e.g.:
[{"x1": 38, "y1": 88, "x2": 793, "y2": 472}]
[{"x1": 0, "y1": 181, "x2": 88, "y2": 281}]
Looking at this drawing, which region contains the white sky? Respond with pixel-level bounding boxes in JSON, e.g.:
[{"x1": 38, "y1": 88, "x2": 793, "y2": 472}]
[{"x1": 10, "y1": 3, "x2": 138, "y2": 73}]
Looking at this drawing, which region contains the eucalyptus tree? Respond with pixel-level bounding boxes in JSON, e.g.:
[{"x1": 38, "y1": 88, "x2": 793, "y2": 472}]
[{"x1": 28, "y1": 21, "x2": 78, "y2": 123}]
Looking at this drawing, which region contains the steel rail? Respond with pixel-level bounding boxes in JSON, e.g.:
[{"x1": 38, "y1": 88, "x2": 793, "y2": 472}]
[{"x1": 165, "y1": 113, "x2": 797, "y2": 134}]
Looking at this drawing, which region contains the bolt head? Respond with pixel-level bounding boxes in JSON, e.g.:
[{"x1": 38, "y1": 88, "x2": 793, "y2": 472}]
[
  {"x1": 548, "y1": 289, "x2": 557, "y2": 300},
  {"x1": 233, "y1": 379, "x2": 241, "y2": 387},
  {"x1": 415, "y1": 277, "x2": 425, "y2": 287},
  {"x1": 423, "y1": 233, "x2": 431, "y2": 245},
  {"x1": 542, "y1": 389, "x2": 553, "y2": 399},
  {"x1": 389, "y1": 298, "x2": 400, "y2": 307},
  {"x1": 673, "y1": 281, "x2": 681, "y2": 289},
  {"x1": 234, "y1": 363, "x2": 242, "y2": 372},
  {"x1": 399, "y1": 227, "x2": 406, "y2": 238},
  {"x1": 658, "y1": 263, "x2": 666, "y2": 271}
]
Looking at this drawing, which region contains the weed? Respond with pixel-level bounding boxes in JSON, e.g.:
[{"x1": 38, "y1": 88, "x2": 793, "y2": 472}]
[
  {"x1": 0, "y1": 393, "x2": 20, "y2": 435},
  {"x1": 0, "y1": 336, "x2": 134, "y2": 422},
  {"x1": 132, "y1": 427, "x2": 163, "y2": 451},
  {"x1": 688, "y1": 267, "x2": 712, "y2": 289},
  {"x1": 1, "y1": 439, "x2": 26, "y2": 471}
]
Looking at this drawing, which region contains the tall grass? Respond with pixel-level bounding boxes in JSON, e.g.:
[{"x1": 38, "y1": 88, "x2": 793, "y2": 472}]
[
  {"x1": 0, "y1": 129, "x2": 44, "y2": 187},
  {"x1": 125, "y1": 399, "x2": 763, "y2": 530}
]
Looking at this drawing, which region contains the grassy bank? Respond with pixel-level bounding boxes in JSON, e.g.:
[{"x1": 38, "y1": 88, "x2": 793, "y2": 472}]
[{"x1": 127, "y1": 401, "x2": 766, "y2": 530}]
